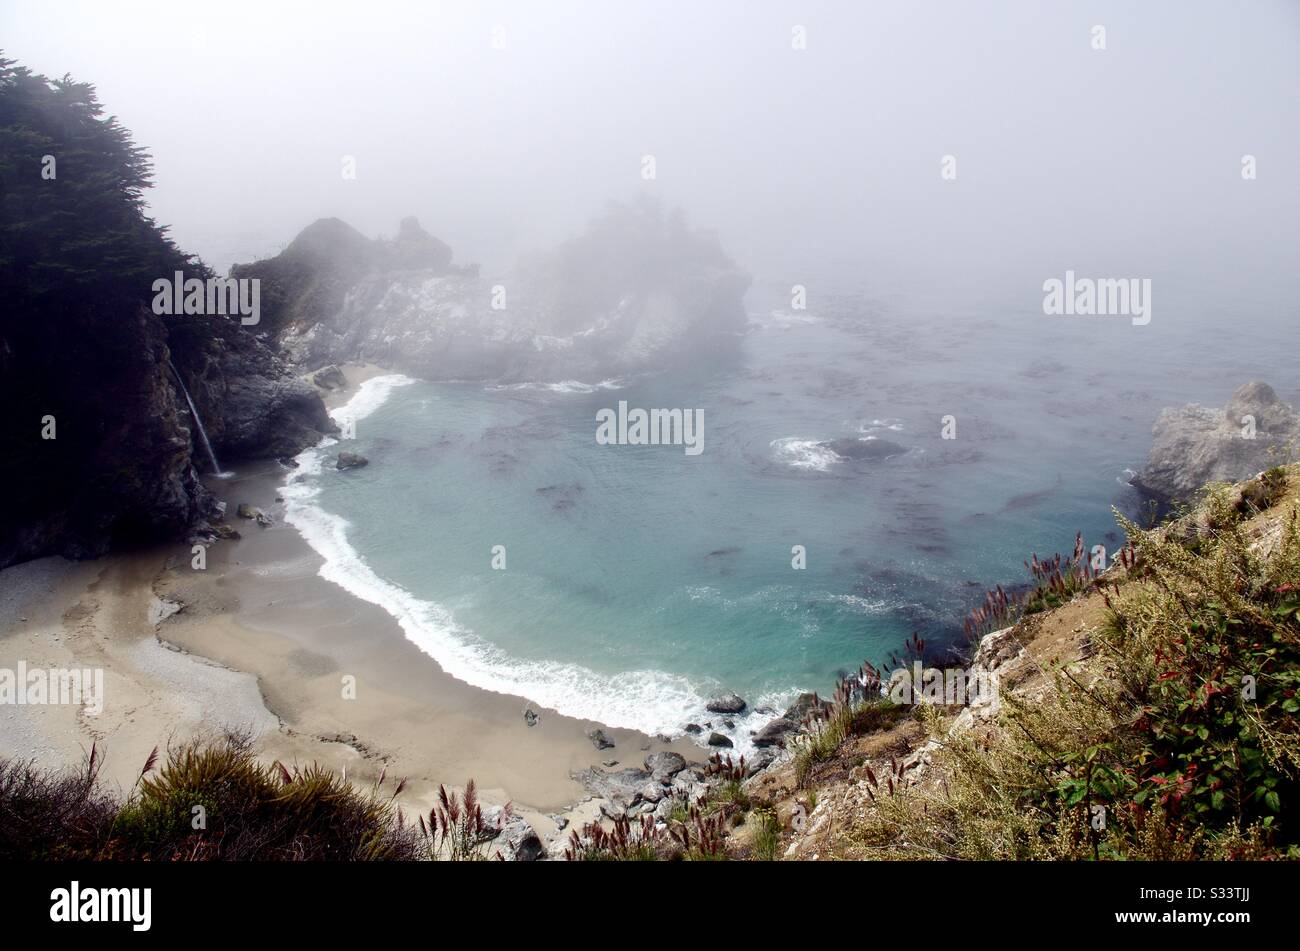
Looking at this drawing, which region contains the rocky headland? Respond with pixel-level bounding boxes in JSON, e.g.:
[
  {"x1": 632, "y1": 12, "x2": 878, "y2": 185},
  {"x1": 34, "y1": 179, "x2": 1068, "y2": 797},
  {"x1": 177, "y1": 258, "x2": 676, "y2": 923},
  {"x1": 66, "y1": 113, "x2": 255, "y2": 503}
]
[
  {"x1": 1130, "y1": 381, "x2": 1299, "y2": 504},
  {"x1": 0, "y1": 58, "x2": 748, "y2": 570},
  {"x1": 232, "y1": 203, "x2": 750, "y2": 383}
]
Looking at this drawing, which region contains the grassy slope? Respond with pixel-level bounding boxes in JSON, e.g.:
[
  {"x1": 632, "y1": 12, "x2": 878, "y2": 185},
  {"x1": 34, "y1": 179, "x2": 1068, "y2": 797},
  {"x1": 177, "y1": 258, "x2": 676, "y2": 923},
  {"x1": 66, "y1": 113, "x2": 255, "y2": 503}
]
[{"x1": 747, "y1": 464, "x2": 1300, "y2": 861}]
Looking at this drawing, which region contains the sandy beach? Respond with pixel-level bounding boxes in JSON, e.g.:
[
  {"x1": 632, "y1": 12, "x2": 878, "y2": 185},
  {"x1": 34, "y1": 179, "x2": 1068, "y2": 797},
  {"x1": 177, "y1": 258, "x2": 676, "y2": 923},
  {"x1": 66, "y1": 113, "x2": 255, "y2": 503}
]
[{"x1": 0, "y1": 362, "x2": 702, "y2": 844}]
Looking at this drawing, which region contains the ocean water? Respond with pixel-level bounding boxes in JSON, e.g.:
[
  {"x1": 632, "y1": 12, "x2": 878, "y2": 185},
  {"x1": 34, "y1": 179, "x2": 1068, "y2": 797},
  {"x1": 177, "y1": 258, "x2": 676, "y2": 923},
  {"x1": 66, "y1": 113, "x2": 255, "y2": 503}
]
[{"x1": 281, "y1": 277, "x2": 1297, "y2": 754}]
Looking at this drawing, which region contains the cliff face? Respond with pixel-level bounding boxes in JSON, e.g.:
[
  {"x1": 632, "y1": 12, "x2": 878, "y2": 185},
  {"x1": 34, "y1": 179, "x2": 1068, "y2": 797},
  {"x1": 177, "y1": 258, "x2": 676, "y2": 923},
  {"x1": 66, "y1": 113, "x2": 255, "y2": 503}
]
[
  {"x1": 1131, "y1": 381, "x2": 1299, "y2": 503},
  {"x1": 0, "y1": 59, "x2": 334, "y2": 569},
  {"x1": 235, "y1": 203, "x2": 751, "y2": 382},
  {"x1": 167, "y1": 316, "x2": 337, "y2": 461}
]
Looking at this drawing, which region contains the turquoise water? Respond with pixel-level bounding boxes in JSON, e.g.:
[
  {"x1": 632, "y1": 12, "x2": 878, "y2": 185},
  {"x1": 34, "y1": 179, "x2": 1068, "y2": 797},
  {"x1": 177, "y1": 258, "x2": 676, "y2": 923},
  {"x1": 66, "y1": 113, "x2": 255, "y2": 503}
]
[{"x1": 282, "y1": 278, "x2": 1296, "y2": 752}]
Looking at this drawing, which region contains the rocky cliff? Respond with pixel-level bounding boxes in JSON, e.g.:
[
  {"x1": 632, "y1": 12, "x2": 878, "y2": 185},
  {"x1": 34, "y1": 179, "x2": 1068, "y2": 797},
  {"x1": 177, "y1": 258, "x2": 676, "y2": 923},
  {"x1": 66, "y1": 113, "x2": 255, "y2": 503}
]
[
  {"x1": 0, "y1": 59, "x2": 334, "y2": 569},
  {"x1": 1131, "y1": 381, "x2": 1299, "y2": 503},
  {"x1": 234, "y1": 201, "x2": 751, "y2": 382}
]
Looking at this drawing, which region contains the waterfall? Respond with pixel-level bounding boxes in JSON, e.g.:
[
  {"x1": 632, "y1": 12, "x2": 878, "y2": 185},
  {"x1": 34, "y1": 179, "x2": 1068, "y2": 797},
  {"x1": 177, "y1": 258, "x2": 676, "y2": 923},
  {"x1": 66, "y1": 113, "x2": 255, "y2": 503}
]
[{"x1": 168, "y1": 361, "x2": 221, "y2": 474}]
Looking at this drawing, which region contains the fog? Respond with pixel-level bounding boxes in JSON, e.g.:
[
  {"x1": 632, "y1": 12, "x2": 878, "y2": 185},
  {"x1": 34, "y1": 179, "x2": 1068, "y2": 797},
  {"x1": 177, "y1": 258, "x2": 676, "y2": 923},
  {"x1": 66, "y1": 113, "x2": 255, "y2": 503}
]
[{"x1": 4, "y1": 0, "x2": 1298, "y2": 302}]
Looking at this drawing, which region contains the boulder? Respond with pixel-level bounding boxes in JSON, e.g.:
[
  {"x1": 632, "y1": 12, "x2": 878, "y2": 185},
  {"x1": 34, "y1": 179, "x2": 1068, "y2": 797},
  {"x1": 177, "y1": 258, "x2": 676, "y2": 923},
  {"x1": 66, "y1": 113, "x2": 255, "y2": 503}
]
[
  {"x1": 235, "y1": 504, "x2": 272, "y2": 527},
  {"x1": 705, "y1": 692, "x2": 747, "y2": 714},
  {"x1": 653, "y1": 796, "x2": 683, "y2": 820},
  {"x1": 644, "y1": 751, "x2": 688, "y2": 782},
  {"x1": 336, "y1": 451, "x2": 369, "y2": 470},
  {"x1": 707, "y1": 732, "x2": 734, "y2": 748},
  {"x1": 752, "y1": 717, "x2": 799, "y2": 748},
  {"x1": 746, "y1": 748, "x2": 778, "y2": 774},
  {"x1": 482, "y1": 807, "x2": 542, "y2": 862},
  {"x1": 573, "y1": 767, "x2": 652, "y2": 806},
  {"x1": 586, "y1": 728, "x2": 615, "y2": 750}
]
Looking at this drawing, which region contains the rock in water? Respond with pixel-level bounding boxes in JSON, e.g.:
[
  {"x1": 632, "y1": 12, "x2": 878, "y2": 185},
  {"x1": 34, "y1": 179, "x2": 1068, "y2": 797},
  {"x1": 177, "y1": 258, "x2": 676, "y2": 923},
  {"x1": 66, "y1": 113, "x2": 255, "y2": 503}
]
[
  {"x1": 1132, "y1": 382, "x2": 1300, "y2": 503},
  {"x1": 335, "y1": 451, "x2": 369, "y2": 470},
  {"x1": 705, "y1": 692, "x2": 747, "y2": 714},
  {"x1": 707, "y1": 732, "x2": 734, "y2": 748}
]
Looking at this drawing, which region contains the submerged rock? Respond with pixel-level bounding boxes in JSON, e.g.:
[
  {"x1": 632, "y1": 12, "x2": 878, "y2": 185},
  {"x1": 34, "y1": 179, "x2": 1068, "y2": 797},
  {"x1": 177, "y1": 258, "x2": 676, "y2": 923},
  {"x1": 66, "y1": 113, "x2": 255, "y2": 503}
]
[
  {"x1": 822, "y1": 437, "x2": 908, "y2": 462},
  {"x1": 1132, "y1": 382, "x2": 1300, "y2": 503},
  {"x1": 335, "y1": 451, "x2": 369, "y2": 470}
]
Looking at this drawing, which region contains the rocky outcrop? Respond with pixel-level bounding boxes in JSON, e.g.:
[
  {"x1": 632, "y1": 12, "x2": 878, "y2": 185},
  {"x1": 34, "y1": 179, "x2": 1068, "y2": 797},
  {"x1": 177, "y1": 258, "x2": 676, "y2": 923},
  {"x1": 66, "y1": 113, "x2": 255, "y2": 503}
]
[
  {"x1": 0, "y1": 61, "x2": 336, "y2": 570},
  {"x1": 1, "y1": 303, "x2": 217, "y2": 568},
  {"x1": 311, "y1": 364, "x2": 347, "y2": 390},
  {"x1": 168, "y1": 315, "x2": 337, "y2": 462},
  {"x1": 233, "y1": 201, "x2": 750, "y2": 383},
  {"x1": 1131, "y1": 382, "x2": 1299, "y2": 503}
]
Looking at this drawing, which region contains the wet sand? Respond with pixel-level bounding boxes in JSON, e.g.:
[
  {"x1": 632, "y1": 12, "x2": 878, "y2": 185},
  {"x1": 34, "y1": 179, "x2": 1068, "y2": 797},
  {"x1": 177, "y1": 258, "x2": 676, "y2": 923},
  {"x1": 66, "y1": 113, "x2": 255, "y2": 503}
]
[{"x1": 0, "y1": 362, "x2": 703, "y2": 844}]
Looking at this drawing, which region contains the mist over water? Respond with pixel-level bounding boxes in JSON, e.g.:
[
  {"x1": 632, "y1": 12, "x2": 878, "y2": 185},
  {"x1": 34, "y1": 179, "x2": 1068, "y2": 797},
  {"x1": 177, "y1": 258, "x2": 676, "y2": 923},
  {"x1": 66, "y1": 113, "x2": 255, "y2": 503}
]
[
  {"x1": 282, "y1": 273, "x2": 1296, "y2": 752},
  {"x1": 6, "y1": 1, "x2": 1296, "y2": 751}
]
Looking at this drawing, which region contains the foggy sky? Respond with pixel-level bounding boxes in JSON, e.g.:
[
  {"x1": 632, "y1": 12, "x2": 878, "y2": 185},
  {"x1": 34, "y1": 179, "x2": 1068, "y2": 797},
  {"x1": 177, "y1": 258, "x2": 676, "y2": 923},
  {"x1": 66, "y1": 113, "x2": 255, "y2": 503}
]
[{"x1": 3, "y1": 0, "x2": 1298, "y2": 301}]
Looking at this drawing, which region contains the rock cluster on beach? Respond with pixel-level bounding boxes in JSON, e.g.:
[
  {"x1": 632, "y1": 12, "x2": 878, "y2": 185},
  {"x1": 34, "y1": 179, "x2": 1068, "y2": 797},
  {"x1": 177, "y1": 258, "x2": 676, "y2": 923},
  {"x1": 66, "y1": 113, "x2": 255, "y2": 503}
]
[
  {"x1": 1131, "y1": 381, "x2": 1299, "y2": 503},
  {"x1": 572, "y1": 752, "x2": 711, "y2": 823}
]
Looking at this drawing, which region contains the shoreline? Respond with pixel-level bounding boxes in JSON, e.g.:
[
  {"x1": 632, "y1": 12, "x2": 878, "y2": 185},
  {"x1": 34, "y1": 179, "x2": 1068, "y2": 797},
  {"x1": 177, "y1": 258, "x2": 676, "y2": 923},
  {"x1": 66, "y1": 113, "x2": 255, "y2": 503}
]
[{"x1": 0, "y1": 361, "x2": 706, "y2": 846}]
